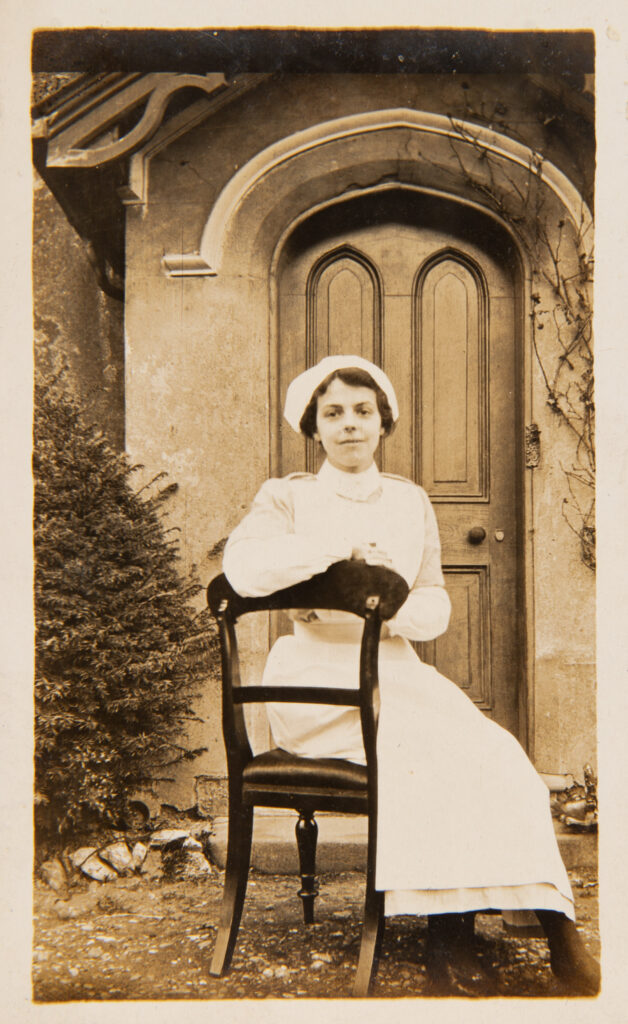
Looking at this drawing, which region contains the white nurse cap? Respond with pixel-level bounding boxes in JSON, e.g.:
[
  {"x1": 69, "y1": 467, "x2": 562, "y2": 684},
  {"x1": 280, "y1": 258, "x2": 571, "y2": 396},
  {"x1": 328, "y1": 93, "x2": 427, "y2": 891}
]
[{"x1": 283, "y1": 355, "x2": 399, "y2": 434}]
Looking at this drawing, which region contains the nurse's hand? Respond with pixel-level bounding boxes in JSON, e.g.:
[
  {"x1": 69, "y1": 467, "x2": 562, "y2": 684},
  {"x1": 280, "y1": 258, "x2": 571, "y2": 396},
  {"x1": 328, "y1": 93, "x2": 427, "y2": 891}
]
[{"x1": 350, "y1": 543, "x2": 394, "y2": 568}]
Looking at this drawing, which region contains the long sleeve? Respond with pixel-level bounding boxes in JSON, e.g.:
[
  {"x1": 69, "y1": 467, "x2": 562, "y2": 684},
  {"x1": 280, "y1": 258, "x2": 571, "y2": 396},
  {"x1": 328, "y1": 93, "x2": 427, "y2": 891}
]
[
  {"x1": 223, "y1": 478, "x2": 353, "y2": 597},
  {"x1": 385, "y1": 489, "x2": 451, "y2": 643}
]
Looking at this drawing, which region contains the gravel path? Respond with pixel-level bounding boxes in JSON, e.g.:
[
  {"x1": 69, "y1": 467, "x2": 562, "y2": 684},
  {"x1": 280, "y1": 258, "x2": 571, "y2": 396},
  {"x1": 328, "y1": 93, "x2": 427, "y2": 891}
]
[{"x1": 33, "y1": 864, "x2": 599, "y2": 1001}]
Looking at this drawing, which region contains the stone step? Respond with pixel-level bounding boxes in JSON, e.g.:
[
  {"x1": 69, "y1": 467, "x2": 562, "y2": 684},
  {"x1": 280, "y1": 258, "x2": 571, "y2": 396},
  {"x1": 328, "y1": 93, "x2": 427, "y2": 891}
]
[{"x1": 208, "y1": 811, "x2": 597, "y2": 875}]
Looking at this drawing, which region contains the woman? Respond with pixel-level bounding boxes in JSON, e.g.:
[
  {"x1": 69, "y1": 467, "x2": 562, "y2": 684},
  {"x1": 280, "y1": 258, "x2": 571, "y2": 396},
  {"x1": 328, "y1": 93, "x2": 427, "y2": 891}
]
[{"x1": 223, "y1": 355, "x2": 599, "y2": 996}]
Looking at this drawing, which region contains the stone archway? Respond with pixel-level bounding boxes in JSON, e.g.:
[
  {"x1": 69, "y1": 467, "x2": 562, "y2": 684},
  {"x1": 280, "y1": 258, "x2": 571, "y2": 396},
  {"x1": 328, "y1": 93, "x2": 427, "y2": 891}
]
[{"x1": 194, "y1": 108, "x2": 591, "y2": 278}]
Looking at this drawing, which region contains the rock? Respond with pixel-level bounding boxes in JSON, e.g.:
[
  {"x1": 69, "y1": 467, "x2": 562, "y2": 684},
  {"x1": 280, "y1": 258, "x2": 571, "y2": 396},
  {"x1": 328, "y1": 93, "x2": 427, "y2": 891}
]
[
  {"x1": 70, "y1": 847, "x2": 98, "y2": 870},
  {"x1": 163, "y1": 845, "x2": 213, "y2": 880},
  {"x1": 187, "y1": 823, "x2": 214, "y2": 851},
  {"x1": 40, "y1": 857, "x2": 69, "y2": 898},
  {"x1": 149, "y1": 828, "x2": 190, "y2": 847},
  {"x1": 130, "y1": 842, "x2": 149, "y2": 870},
  {"x1": 139, "y1": 848, "x2": 164, "y2": 879},
  {"x1": 562, "y1": 813, "x2": 597, "y2": 830},
  {"x1": 184, "y1": 850, "x2": 213, "y2": 877},
  {"x1": 100, "y1": 841, "x2": 134, "y2": 875},
  {"x1": 561, "y1": 799, "x2": 588, "y2": 820},
  {"x1": 182, "y1": 836, "x2": 203, "y2": 852},
  {"x1": 79, "y1": 853, "x2": 118, "y2": 883}
]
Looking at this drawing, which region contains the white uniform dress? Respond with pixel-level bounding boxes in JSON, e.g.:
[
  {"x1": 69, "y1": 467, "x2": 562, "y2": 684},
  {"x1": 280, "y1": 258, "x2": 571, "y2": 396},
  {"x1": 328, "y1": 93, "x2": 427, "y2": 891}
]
[{"x1": 223, "y1": 459, "x2": 574, "y2": 920}]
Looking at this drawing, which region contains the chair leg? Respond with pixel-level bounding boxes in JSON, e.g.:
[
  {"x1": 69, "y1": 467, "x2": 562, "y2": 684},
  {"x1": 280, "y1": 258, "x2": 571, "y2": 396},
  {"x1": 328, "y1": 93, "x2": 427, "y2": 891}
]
[
  {"x1": 353, "y1": 887, "x2": 384, "y2": 997},
  {"x1": 209, "y1": 803, "x2": 254, "y2": 976},
  {"x1": 354, "y1": 807, "x2": 384, "y2": 998},
  {"x1": 295, "y1": 810, "x2": 319, "y2": 924}
]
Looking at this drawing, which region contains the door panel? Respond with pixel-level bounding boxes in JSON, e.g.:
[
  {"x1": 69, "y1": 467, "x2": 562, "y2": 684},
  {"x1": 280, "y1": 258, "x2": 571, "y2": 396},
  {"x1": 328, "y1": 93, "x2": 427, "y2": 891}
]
[
  {"x1": 313, "y1": 256, "x2": 378, "y2": 358},
  {"x1": 418, "y1": 258, "x2": 487, "y2": 498},
  {"x1": 276, "y1": 192, "x2": 521, "y2": 737},
  {"x1": 421, "y1": 567, "x2": 493, "y2": 711}
]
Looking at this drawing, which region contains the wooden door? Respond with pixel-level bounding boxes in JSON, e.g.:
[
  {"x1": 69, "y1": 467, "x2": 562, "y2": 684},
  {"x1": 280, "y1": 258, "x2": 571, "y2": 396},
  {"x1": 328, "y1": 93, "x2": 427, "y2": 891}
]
[{"x1": 275, "y1": 191, "x2": 522, "y2": 737}]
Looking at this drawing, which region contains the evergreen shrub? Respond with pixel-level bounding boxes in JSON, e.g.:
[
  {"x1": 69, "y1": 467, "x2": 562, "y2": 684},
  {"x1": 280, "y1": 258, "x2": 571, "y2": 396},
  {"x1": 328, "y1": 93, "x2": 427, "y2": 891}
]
[{"x1": 34, "y1": 372, "x2": 217, "y2": 848}]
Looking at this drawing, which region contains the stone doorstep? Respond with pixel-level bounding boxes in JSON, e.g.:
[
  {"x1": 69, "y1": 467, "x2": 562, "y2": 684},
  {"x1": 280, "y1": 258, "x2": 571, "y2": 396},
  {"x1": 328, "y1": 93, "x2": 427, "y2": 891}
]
[{"x1": 208, "y1": 811, "x2": 598, "y2": 876}]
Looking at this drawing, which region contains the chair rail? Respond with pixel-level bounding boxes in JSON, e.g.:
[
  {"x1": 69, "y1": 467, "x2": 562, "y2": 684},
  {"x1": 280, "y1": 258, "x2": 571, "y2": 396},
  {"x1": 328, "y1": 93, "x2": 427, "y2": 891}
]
[
  {"x1": 207, "y1": 559, "x2": 408, "y2": 622},
  {"x1": 231, "y1": 685, "x2": 362, "y2": 706}
]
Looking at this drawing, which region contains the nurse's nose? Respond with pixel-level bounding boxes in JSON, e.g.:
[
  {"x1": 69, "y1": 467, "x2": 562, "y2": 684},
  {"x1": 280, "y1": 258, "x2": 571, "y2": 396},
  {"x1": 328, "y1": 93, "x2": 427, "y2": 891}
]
[{"x1": 343, "y1": 410, "x2": 358, "y2": 429}]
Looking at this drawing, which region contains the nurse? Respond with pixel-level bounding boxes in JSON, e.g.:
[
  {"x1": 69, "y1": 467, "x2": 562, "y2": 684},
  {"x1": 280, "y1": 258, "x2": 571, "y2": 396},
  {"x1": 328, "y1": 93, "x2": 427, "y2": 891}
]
[{"x1": 223, "y1": 355, "x2": 599, "y2": 996}]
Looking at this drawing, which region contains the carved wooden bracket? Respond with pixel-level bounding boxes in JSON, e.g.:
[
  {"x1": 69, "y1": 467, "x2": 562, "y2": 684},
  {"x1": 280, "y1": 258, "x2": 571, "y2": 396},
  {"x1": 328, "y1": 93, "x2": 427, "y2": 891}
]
[{"x1": 34, "y1": 72, "x2": 227, "y2": 169}]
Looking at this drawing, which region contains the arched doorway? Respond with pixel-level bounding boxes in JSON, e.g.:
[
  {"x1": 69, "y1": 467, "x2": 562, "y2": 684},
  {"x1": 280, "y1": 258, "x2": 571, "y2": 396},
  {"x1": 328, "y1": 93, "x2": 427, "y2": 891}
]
[
  {"x1": 181, "y1": 106, "x2": 592, "y2": 765},
  {"x1": 274, "y1": 188, "x2": 524, "y2": 738}
]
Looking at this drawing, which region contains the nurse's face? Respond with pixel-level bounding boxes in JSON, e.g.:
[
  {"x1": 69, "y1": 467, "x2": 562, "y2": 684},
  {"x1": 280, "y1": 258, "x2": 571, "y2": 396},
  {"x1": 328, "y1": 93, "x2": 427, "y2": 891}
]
[{"x1": 314, "y1": 377, "x2": 384, "y2": 474}]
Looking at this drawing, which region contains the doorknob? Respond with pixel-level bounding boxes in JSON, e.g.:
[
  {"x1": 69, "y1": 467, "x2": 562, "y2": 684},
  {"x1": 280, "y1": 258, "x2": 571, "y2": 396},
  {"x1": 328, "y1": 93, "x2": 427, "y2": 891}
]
[{"x1": 467, "y1": 526, "x2": 487, "y2": 545}]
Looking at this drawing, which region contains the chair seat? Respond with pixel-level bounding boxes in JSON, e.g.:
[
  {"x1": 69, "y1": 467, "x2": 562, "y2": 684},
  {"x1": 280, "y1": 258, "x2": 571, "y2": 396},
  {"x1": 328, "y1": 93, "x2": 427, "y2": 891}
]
[{"x1": 243, "y1": 747, "x2": 368, "y2": 791}]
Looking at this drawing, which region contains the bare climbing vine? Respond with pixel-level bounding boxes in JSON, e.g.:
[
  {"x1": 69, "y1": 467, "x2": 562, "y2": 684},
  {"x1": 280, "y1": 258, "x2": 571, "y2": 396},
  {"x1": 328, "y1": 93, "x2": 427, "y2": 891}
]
[
  {"x1": 427, "y1": 107, "x2": 595, "y2": 570},
  {"x1": 529, "y1": 250, "x2": 595, "y2": 572}
]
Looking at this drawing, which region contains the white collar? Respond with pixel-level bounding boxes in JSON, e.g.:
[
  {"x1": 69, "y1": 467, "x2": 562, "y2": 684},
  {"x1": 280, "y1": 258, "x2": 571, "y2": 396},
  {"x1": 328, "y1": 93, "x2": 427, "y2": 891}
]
[{"x1": 317, "y1": 459, "x2": 382, "y2": 502}]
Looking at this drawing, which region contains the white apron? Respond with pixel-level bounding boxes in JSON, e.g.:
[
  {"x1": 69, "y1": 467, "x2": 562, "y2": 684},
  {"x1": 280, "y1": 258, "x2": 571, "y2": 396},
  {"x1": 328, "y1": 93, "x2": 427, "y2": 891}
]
[{"x1": 223, "y1": 461, "x2": 574, "y2": 919}]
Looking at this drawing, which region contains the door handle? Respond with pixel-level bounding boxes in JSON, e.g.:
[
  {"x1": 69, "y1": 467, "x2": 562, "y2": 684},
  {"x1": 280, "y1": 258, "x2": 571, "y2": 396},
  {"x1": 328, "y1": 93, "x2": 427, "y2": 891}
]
[{"x1": 467, "y1": 526, "x2": 487, "y2": 545}]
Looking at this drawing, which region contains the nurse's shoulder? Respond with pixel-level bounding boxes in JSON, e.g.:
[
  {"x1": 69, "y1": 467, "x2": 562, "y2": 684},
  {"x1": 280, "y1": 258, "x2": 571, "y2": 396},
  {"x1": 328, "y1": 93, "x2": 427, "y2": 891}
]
[
  {"x1": 254, "y1": 472, "x2": 316, "y2": 494},
  {"x1": 380, "y1": 471, "x2": 427, "y2": 494},
  {"x1": 245, "y1": 472, "x2": 317, "y2": 520},
  {"x1": 283, "y1": 471, "x2": 318, "y2": 492},
  {"x1": 380, "y1": 472, "x2": 432, "y2": 511}
]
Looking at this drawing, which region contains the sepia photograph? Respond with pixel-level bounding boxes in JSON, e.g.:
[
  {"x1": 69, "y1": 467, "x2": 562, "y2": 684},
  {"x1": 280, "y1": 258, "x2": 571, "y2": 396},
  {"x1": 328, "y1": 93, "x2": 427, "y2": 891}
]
[{"x1": 3, "y1": 5, "x2": 627, "y2": 1020}]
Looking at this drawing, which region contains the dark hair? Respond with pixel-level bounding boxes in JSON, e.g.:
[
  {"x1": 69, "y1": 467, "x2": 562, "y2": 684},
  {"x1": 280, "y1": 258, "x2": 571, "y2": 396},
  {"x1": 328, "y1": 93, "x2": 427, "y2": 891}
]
[{"x1": 298, "y1": 367, "x2": 396, "y2": 439}]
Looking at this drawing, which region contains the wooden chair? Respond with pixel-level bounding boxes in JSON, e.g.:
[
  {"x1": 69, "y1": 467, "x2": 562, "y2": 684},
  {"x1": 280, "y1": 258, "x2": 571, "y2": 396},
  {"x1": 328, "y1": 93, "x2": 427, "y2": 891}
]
[{"x1": 206, "y1": 559, "x2": 409, "y2": 997}]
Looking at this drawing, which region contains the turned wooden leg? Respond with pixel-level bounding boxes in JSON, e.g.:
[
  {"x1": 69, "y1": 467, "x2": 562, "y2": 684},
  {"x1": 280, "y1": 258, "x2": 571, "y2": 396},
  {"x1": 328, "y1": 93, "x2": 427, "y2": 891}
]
[
  {"x1": 210, "y1": 803, "x2": 254, "y2": 976},
  {"x1": 296, "y1": 810, "x2": 319, "y2": 924}
]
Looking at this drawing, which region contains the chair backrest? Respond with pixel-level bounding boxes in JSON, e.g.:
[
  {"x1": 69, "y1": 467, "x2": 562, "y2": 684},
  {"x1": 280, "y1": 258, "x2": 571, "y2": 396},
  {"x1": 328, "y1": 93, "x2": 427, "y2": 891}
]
[{"x1": 207, "y1": 560, "x2": 409, "y2": 780}]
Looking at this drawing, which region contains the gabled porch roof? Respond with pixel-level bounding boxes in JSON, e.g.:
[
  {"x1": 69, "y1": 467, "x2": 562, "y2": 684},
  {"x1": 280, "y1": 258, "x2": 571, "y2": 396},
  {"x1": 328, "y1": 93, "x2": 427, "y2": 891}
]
[{"x1": 31, "y1": 71, "x2": 262, "y2": 296}]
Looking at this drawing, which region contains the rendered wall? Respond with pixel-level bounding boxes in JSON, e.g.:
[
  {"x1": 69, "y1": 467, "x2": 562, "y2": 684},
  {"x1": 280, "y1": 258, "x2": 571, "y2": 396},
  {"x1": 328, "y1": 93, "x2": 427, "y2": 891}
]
[{"x1": 33, "y1": 170, "x2": 125, "y2": 449}]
